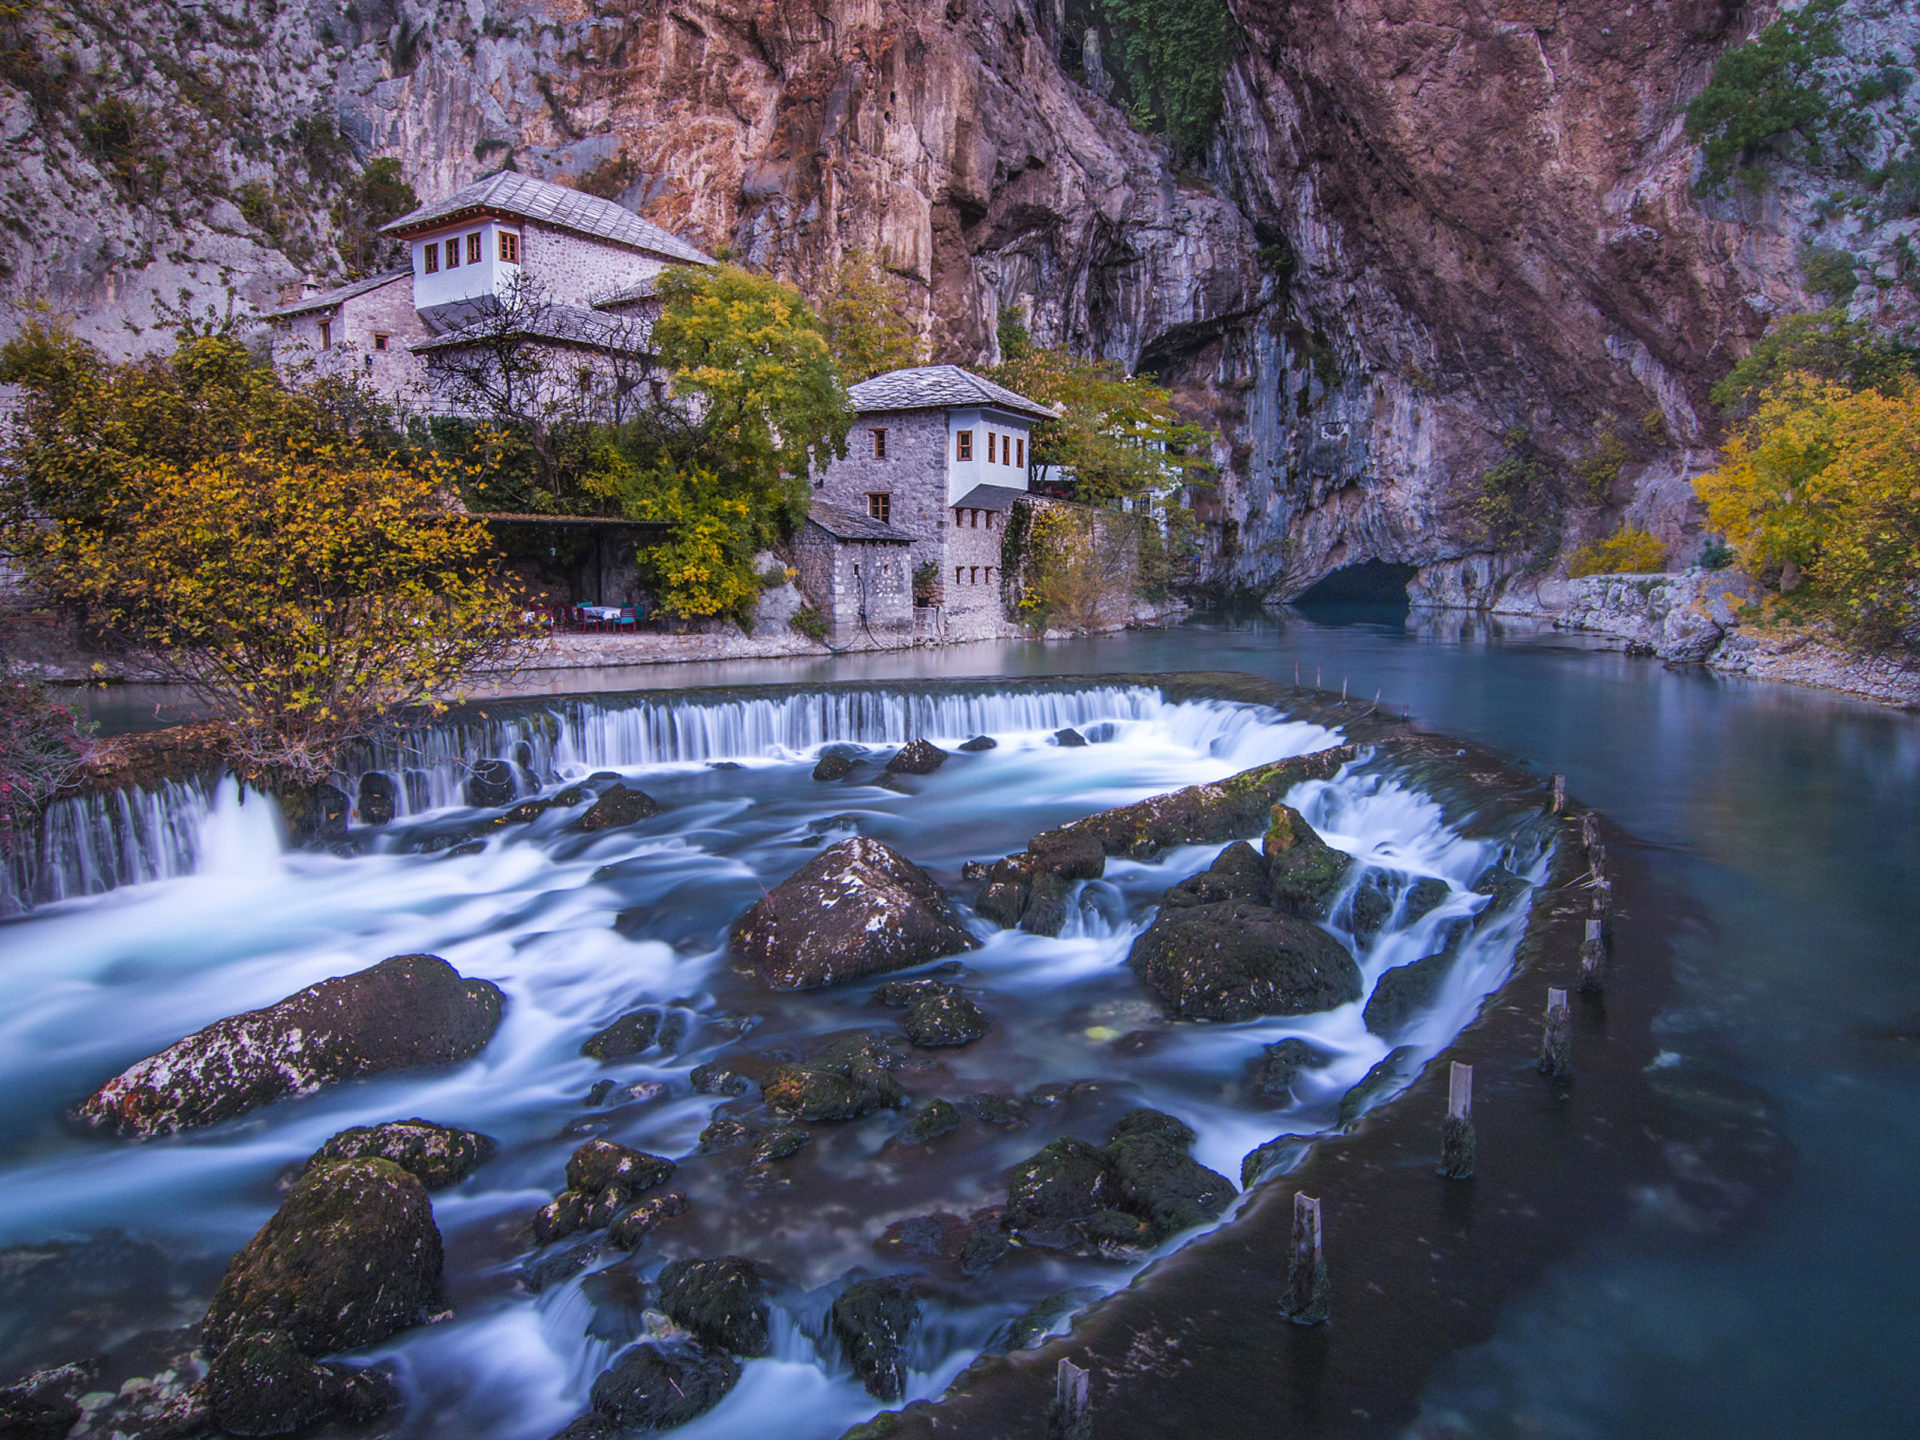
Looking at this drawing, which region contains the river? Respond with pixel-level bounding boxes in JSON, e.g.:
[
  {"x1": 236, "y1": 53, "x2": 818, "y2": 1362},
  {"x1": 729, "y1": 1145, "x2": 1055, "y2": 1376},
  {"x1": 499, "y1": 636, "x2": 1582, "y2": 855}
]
[{"x1": 11, "y1": 606, "x2": 1920, "y2": 1438}]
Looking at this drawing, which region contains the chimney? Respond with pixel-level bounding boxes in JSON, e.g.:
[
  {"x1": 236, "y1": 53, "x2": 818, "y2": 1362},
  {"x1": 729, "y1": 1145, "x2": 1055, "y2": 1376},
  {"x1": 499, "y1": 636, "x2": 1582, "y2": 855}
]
[{"x1": 278, "y1": 280, "x2": 305, "y2": 306}]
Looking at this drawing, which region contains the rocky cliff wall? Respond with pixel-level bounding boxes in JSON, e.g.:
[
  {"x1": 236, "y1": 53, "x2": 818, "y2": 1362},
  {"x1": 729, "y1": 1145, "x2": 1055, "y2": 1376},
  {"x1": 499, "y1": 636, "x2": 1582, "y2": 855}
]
[{"x1": 4, "y1": 0, "x2": 1914, "y2": 596}]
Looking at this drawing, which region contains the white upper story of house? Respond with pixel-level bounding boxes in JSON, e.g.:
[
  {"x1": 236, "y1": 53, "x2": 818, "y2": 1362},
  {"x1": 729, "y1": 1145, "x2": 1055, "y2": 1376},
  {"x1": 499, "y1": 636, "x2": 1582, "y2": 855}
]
[
  {"x1": 842, "y1": 365, "x2": 1058, "y2": 508},
  {"x1": 267, "y1": 171, "x2": 713, "y2": 396}
]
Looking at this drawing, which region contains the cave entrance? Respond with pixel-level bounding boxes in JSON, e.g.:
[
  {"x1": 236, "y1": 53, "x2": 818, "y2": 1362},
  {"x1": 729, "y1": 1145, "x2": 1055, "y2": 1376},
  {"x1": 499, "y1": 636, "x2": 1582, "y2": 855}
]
[{"x1": 1292, "y1": 560, "x2": 1418, "y2": 620}]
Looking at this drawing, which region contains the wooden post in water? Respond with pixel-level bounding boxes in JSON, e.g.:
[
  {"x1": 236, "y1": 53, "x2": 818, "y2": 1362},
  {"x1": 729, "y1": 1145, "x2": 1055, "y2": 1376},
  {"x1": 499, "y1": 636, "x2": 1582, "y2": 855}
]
[
  {"x1": 1539, "y1": 987, "x2": 1572, "y2": 1079},
  {"x1": 1049, "y1": 1359, "x2": 1091, "y2": 1440},
  {"x1": 1551, "y1": 774, "x2": 1566, "y2": 815},
  {"x1": 1439, "y1": 1062, "x2": 1476, "y2": 1179},
  {"x1": 1588, "y1": 844, "x2": 1607, "y2": 884},
  {"x1": 1341, "y1": 676, "x2": 1349, "y2": 702},
  {"x1": 1316, "y1": 666, "x2": 1323, "y2": 691},
  {"x1": 1280, "y1": 1192, "x2": 1330, "y2": 1324},
  {"x1": 1578, "y1": 918, "x2": 1608, "y2": 993},
  {"x1": 1581, "y1": 813, "x2": 1600, "y2": 850},
  {"x1": 1592, "y1": 877, "x2": 1614, "y2": 940}
]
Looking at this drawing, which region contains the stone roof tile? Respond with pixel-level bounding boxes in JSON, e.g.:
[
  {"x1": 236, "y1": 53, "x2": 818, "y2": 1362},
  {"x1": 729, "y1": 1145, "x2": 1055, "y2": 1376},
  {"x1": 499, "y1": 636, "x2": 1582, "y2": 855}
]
[
  {"x1": 380, "y1": 172, "x2": 714, "y2": 266},
  {"x1": 806, "y1": 500, "x2": 915, "y2": 543},
  {"x1": 847, "y1": 364, "x2": 1057, "y2": 422},
  {"x1": 268, "y1": 270, "x2": 410, "y2": 318}
]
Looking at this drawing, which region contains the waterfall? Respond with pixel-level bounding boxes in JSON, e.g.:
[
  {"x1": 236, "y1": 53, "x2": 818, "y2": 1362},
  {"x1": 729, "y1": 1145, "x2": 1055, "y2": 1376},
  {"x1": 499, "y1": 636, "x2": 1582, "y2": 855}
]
[{"x1": 2, "y1": 776, "x2": 219, "y2": 916}]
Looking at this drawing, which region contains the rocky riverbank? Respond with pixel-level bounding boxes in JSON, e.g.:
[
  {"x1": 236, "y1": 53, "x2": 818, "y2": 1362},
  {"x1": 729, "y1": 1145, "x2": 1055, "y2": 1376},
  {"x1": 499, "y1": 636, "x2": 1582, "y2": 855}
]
[{"x1": 1412, "y1": 569, "x2": 1920, "y2": 708}]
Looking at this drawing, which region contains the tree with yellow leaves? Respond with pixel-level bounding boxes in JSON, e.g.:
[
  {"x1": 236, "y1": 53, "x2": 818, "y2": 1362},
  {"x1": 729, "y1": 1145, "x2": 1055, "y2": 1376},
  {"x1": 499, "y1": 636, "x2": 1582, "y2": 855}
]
[{"x1": 0, "y1": 323, "x2": 524, "y2": 781}]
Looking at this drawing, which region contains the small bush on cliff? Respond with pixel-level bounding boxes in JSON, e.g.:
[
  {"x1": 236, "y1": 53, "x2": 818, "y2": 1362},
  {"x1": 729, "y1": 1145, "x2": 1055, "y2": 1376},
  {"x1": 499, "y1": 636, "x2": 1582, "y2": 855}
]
[
  {"x1": 1711, "y1": 308, "x2": 1918, "y2": 418},
  {"x1": 1097, "y1": 0, "x2": 1236, "y2": 161},
  {"x1": 820, "y1": 252, "x2": 925, "y2": 382},
  {"x1": 0, "y1": 323, "x2": 525, "y2": 781},
  {"x1": 331, "y1": 157, "x2": 419, "y2": 277},
  {"x1": 1695, "y1": 374, "x2": 1920, "y2": 656},
  {"x1": 1567, "y1": 528, "x2": 1667, "y2": 578},
  {"x1": 1470, "y1": 431, "x2": 1560, "y2": 562}
]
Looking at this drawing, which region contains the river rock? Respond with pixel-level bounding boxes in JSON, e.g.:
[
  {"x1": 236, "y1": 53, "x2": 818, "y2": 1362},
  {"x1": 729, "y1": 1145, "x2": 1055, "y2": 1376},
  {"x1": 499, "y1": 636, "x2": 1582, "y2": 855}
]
[
  {"x1": 731, "y1": 837, "x2": 978, "y2": 990},
  {"x1": 1051, "y1": 727, "x2": 1088, "y2": 747},
  {"x1": 1104, "y1": 1110, "x2": 1236, "y2": 1239},
  {"x1": 893, "y1": 1097, "x2": 963, "y2": 1146},
  {"x1": 689, "y1": 1061, "x2": 749, "y2": 1096},
  {"x1": 1342, "y1": 872, "x2": 1394, "y2": 939},
  {"x1": 1363, "y1": 948, "x2": 1459, "y2": 1037},
  {"x1": 812, "y1": 751, "x2": 856, "y2": 780},
  {"x1": 1162, "y1": 839, "x2": 1272, "y2": 910},
  {"x1": 656, "y1": 1257, "x2": 771, "y2": 1356},
  {"x1": 762, "y1": 1034, "x2": 908, "y2": 1122},
  {"x1": 77, "y1": 953, "x2": 505, "y2": 1138},
  {"x1": 534, "y1": 1141, "x2": 677, "y2": 1243},
  {"x1": 606, "y1": 1192, "x2": 690, "y2": 1250},
  {"x1": 204, "y1": 1330, "x2": 399, "y2": 1437},
  {"x1": 1471, "y1": 863, "x2": 1532, "y2": 928},
  {"x1": 302, "y1": 1119, "x2": 495, "y2": 1190},
  {"x1": 355, "y1": 772, "x2": 396, "y2": 827},
  {"x1": 1248, "y1": 1037, "x2": 1330, "y2": 1103},
  {"x1": 1263, "y1": 804, "x2": 1353, "y2": 920},
  {"x1": 465, "y1": 759, "x2": 516, "y2": 808},
  {"x1": 1338, "y1": 1045, "x2": 1420, "y2": 1127},
  {"x1": 877, "y1": 980, "x2": 991, "y2": 1048},
  {"x1": 831, "y1": 1276, "x2": 919, "y2": 1401},
  {"x1": 276, "y1": 782, "x2": 350, "y2": 847},
  {"x1": 1127, "y1": 902, "x2": 1362, "y2": 1021},
  {"x1": 578, "y1": 783, "x2": 659, "y2": 832},
  {"x1": 580, "y1": 1006, "x2": 684, "y2": 1060},
  {"x1": 886, "y1": 738, "x2": 948, "y2": 774},
  {"x1": 958, "y1": 735, "x2": 997, "y2": 751},
  {"x1": 1003, "y1": 1137, "x2": 1118, "y2": 1248},
  {"x1": 0, "y1": 1370, "x2": 82, "y2": 1440},
  {"x1": 587, "y1": 1339, "x2": 741, "y2": 1430},
  {"x1": 1404, "y1": 875, "x2": 1452, "y2": 924},
  {"x1": 204, "y1": 1157, "x2": 442, "y2": 1357},
  {"x1": 1017, "y1": 870, "x2": 1074, "y2": 937}
]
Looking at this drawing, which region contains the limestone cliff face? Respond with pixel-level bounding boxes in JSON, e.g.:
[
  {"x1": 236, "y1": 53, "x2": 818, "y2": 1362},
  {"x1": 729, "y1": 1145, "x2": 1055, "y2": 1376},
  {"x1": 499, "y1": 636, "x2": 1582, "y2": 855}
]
[{"x1": 6, "y1": 0, "x2": 1913, "y2": 597}]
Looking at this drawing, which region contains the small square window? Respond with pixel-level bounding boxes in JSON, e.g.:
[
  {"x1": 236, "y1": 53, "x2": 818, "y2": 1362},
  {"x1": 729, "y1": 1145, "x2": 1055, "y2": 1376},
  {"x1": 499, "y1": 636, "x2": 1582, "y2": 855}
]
[
  {"x1": 422, "y1": 243, "x2": 438, "y2": 274},
  {"x1": 866, "y1": 492, "x2": 891, "y2": 524},
  {"x1": 872, "y1": 428, "x2": 887, "y2": 459},
  {"x1": 467, "y1": 232, "x2": 482, "y2": 264},
  {"x1": 499, "y1": 231, "x2": 520, "y2": 264},
  {"x1": 445, "y1": 238, "x2": 460, "y2": 269},
  {"x1": 373, "y1": 333, "x2": 389, "y2": 351},
  {"x1": 956, "y1": 429, "x2": 972, "y2": 461}
]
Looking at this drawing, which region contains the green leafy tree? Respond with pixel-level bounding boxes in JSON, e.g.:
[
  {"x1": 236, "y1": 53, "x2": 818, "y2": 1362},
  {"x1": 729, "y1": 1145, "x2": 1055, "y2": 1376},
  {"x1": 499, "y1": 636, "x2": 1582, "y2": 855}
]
[
  {"x1": 331, "y1": 157, "x2": 420, "y2": 277},
  {"x1": 1684, "y1": 0, "x2": 1848, "y2": 188},
  {"x1": 1710, "y1": 307, "x2": 1918, "y2": 418},
  {"x1": 820, "y1": 252, "x2": 925, "y2": 380},
  {"x1": 1098, "y1": 0, "x2": 1236, "y2": 161},
  {"x1": 1470, "y1": 430, "x2": 1560, "y2": 561},
  {"x1": 586, "y1": 265, "x2": 850, "y2": 620}
]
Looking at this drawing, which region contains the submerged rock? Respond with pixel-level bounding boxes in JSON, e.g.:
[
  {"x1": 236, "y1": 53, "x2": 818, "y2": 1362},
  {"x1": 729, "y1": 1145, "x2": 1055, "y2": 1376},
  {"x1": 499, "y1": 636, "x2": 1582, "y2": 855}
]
[
  {"x1": 1338, "y1": 1045, "x2": 1420, "y2": 1127},
  {"x1": 580, "y1": 1007, "x2": 684, "y2": 1061},
  {"x1": 1127, "y1": 901, "x2": 1361, "y2": 1021},
  {"x1": 958, "y1": 735, "x2": 997, "y2": 751},
  {"x1": 893, "y1": 1098, "x2": 964, "y2": 1146},
  {"x1": 656, "y1": 1257, "x2": 771, "y2": 1356},
  {"x1": 356, "y1": 772, "x2": 397, "y2": 827},
  {"x1": 302, "y1": 1119, "x2": 495, "y2": 1190},
  {"x1": 831, "y1": 1276, "x2": 919, "y2": 1401},
  {"x1": 1248, "y1": 1038, "x2": 1331, "y2": 1103},
  {"x1": 587, "y1": 1339, "x2": 740, "y2": 1431},
  {"x1": 578, "y1": 783, "x2": 659, "y2": 832},
  {"x1": 886, "y1": 738, "x2": 948, "y2": 774},
  {"x1": 204, "y1": 1157, "x2": 442, "y2": 1357},
  {"x1": 1051, "y1": 727, "x2": 1088, "y2": 747},
  {"x1": 813, "y1": 751, "x2": 856, "y2": 781},
  {"x1": 763, "y1": 1034, "x2": 908, "y2": 1122},
  {"x1": 77, "y1": 953, "x2": 504, "y2": 1138},
  {"x1": 689, "y1": 1062, "x2": 749, "y2": 1097},
  {"x1": 878, "y1": 980, "x2": 991, "y2": 1048},
  {"x1": 1363, "y1": 947, "x2": 1459, "y2": 1037},
  {"x1": 731, "y1": 837, "x2": 978, "y2": 990},
  {"x1": 204, "y1": 1329, "x2": 399, "y2": 1438},
  {"x1": 465, "y1": 759, "x2": 516, "y2": 808}
]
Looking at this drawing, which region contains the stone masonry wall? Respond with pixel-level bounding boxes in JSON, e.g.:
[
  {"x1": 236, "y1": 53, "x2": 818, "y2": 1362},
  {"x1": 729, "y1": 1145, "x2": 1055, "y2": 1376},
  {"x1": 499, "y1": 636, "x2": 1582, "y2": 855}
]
[
  {"x1": 792, "y1": 525, "x2": 913, "y2": 647},
  {"x1": 812, "y1": 409, "x2": 951, "y2": 577}
]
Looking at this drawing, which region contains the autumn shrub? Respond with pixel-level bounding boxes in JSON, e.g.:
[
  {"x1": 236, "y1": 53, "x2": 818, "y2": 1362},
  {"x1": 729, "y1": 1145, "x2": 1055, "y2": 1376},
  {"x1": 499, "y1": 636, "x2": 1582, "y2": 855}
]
[
  {"x1": 1694, "y1": 375, "x2": 1920, "y2": 655},
  {"x1": 1567, "y1": 527, "x2": 1667, "y2": 578}
]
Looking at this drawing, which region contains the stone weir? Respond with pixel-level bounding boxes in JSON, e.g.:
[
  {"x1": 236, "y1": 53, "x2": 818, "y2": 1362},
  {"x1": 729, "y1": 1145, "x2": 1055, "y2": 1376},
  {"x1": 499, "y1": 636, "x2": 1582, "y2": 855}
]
[{"x1": 840, "y1": 672, "x2": 1788, "y2": 1440}]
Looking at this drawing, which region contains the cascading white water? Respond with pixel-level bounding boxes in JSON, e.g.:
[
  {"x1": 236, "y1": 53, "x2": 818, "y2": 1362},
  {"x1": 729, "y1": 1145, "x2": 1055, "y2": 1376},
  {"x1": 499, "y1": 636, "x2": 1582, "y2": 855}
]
[
  {"x1": 1, "y1": 775, "x2": 218, "y2": 916},
  {"x1": 0, "y1": 684, "x2": 1546, "y2": 1440}
]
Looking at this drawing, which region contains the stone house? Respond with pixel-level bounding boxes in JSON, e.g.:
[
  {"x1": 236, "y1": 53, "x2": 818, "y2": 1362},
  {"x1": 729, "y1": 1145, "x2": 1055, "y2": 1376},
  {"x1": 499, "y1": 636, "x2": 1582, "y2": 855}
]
[
  {"x1": 267, "y1": 171, "x2": 712, "y2": 413},
  {"x1": 808, "y1": 365, "x2": 1056, "y2": 641},
  {"x1": 790, "y1": 502, "x2": 915, "y2": 648}
]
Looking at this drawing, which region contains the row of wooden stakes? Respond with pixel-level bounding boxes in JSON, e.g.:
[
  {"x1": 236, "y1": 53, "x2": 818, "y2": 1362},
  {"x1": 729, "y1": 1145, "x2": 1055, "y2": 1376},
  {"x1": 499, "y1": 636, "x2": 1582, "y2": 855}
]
[{"x1": 1044, "y1": 774, "x2": 1613, "y2": 1436}]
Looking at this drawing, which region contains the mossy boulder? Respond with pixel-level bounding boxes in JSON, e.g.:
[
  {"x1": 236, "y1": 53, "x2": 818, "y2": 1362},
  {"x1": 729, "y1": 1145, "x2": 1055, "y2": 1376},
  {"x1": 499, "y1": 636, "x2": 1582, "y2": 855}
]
[
  {"x1": 886, "y1": 739, "x2": 948, "y2": 774},
  {"x1": 1127, "y1": 901, "x2": 1361, "y2": 1021},
  {"x1": 1105, "y1": 1118, "x2": 1236, "y2": 1240},
  {"x1": 1263, "y1": 804, "x2": 1353, "y2": 920},
  {"x1": 302, "y1": 1119, "x2": 495, "y2": 1191},
  {"x1": 1004, "y1": 1138, "x2": 1117, "y2": 1248},
  {"x1": 1161, "y1": 840, "x2": 1270, "y2": 910},
  {"x1": 578, "y1": 784, "x2": 659, "y2": 832},
  {"x1": 78, "y1": 953, "x2": 504, "y2": 1138},
  {"x1": 587, "y1": 1339, "x2": 740, "y2": 1430},
  {"x1": 1362, "y1": 947, "x2": 1459, "y2": 1037},
  {"x1": 732, "y1": 837, "x2": 978, "y2": 990},
  {"x1": 877, "y1": 981, "x2": 990, "y2": 1048},
  {"x1": 893, "y1": 1098, "x2": 963, "y2": 1146},
  {"x1": 1017, "y1": 870, "x2": 1074, "y2": 937},
  {"x1": 656, "y1": 1257, "x2": 771, "y2": 1356},
  {"x1": 204, "y1": 1330, "x2": 399, "y2": 1437},
  {"x1": 606, "y1": 1192, "x2": 689, "y2": 1250},
  {"x1": 831, "y1": 1276, "x2": 919, "y2": 1401},
  {"x1": 355, "y1": 772, "x2": 396, "y2": 827},
  {"x1": 1404, "y1": 876, "x2": 1451, "y2": 925},
  {"x1": 580, "y1": 1007, "x2": 685, "y2": 1061},
  {"x1": 534, "y1": 1141, "x2": 676, "y2": 1243},
  {"x1": 203, "y1": 1157, "x2": 442, "y2": 1356}
]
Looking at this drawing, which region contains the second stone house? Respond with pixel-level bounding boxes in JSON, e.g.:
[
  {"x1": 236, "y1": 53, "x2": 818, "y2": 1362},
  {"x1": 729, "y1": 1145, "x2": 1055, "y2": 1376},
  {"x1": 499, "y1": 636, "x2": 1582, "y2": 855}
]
[{"x1": 809, "y1": 364, "x2": 1057, "y2": 640}]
